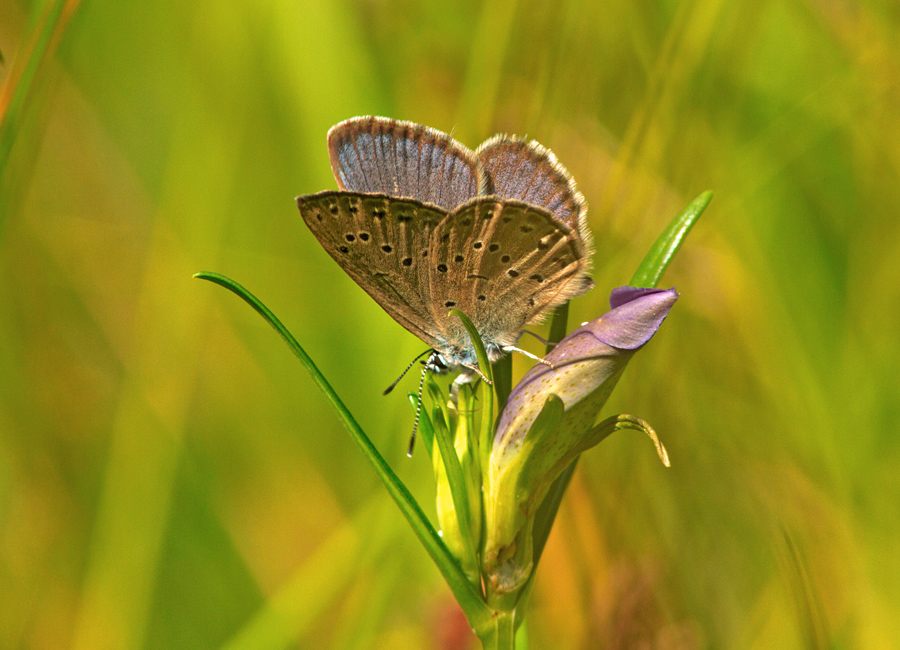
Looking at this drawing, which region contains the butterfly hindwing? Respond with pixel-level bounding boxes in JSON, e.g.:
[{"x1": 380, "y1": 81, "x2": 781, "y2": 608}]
[
  {"x1": 476, "y1": 136, "x2": 593, "y2": 252},
  {"x1": 328, "y1": 116, "x2": 487, "y2": 212}
]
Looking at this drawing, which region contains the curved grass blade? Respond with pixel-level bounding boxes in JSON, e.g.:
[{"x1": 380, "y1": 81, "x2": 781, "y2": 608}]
[
  {"x1": 194, "y1": 272, "x2": 492, "y2": 627},
  {"x1": 630, "y1": 190, "x2": 712, "y2": 289}
]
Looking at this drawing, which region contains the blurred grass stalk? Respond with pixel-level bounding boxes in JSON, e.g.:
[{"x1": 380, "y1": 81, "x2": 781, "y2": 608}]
[{"x1": 0, "y1": 0, "x2": 78, "y2": 183}]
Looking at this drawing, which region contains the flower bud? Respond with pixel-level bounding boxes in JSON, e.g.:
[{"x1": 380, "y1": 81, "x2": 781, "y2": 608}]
[{"x1": 482, "y1": 287, "x2": 678, "y2": 598}]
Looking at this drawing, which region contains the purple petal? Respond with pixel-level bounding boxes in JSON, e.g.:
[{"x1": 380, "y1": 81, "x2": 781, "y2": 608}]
[
  {"x1": 493, "y1": 286, "x2": 678, "y2": 461},
  {"x1": 593, "y1": 287, "x2": 678, "y2": 350},
  {"x1": 609, "y1": 286, "x2": 669, "y2": 309}
]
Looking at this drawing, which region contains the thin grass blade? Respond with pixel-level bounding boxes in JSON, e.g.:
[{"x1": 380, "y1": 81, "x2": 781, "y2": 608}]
[{"x1": 194, "y1": 272, "x2": 492, "y2": 626}]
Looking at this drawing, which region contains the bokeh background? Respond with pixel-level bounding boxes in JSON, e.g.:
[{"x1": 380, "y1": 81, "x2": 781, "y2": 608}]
[{"x1": 2, "y1": 0, "x2": 899, "y2": 648}]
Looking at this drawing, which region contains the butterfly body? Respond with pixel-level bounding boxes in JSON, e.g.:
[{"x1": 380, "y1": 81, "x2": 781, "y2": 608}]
[{"x1": 297, "y1": 117, "x2": 594, "y2": 373}]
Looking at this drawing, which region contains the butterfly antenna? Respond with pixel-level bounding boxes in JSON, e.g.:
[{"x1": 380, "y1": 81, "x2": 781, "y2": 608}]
[
  {"x1": 384, "y1": 348, "x2": 434, "y2": 395},
  {"x1": 407, "y1": 354, "x2": 435, "y2": 457}
]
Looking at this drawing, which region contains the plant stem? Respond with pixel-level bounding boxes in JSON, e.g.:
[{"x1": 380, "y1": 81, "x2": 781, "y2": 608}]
[{"x1": 476, "y1": 611, "x2": 517, "y2": 650}]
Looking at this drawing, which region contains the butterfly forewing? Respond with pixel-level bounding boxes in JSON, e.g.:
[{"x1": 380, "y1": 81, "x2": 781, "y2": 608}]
[
  {"x1": 297, "y1": 190, "x2": 448, "y2": 348},
  {"x1": 328, "y1": 116, "x2": 486, "y2": 212},
  {"x1": 427, "y1": 198, "x2": 591, "y2": 358},
  {"x1": 476, "y1": 136, "x2": 593, "y2": 251}
]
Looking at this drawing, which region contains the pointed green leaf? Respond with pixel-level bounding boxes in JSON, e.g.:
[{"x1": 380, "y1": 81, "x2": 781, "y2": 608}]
[{"x1": 630, "y1": 190, "x2": 712, "y2": 289}]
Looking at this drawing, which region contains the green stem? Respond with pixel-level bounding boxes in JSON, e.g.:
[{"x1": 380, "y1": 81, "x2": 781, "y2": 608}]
[{"x1": 476, "y1": 610, "x2": 517, "y2": 650}]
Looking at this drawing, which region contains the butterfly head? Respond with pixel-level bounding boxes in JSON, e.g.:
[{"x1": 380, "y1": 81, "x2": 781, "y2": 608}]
[{"x1": 425, "y1": 339, "x2": 508, "y2": 375}]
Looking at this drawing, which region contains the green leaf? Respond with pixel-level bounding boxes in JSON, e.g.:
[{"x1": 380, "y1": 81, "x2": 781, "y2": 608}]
[
  {"x1": 630, "y1": 190, "x2": 712, "y2": 289},
  {"x1": 450, "y1": 309, "x2": 496, "y2": 478},
  {"x1": 492, "y1": 354, "x2": 513, "y2": 414},
  {"x1": 194, "y1": 272, "x2": 492, "y2": 628}
]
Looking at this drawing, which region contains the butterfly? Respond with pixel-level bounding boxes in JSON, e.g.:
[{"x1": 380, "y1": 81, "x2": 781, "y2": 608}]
[{"x1": 296, "y1": 116, "x2": 594, "y2": 377}]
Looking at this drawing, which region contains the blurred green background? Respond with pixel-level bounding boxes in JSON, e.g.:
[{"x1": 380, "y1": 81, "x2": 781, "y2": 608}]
[{"x1": 2, "y1": 0, "x2": 898, "y2": 648}]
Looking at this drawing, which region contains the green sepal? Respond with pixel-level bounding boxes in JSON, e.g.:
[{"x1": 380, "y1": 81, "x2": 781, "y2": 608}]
[
  {"x1": 449, "y1": 309, "x2": 496, "y2": 481},
  {"x1": 432, "y1": 406, "x2": 479, "y2": 582},
  {"x1": 582, "y1": 413, "x2": 670, "y2": 466},
  {"x1": 482, "y1": 394, "x2": 564, "y2": 604}
]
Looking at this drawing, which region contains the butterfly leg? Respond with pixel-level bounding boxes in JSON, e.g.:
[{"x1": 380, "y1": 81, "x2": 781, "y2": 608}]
[
  {"x1": 460, "y1": 363, "x2": 493, "y2": 385},
  {"x1": 502, "y1": 345, "x2": 556, "y2": 369},
  {"x1": 518, "y1": 329, "x2": 555, "y2": 347}
]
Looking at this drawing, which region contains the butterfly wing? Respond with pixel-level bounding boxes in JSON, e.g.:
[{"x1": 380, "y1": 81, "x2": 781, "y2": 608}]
[
  {"x1": 297, "y1": 190, "x2": 448, "y2": 349},
  {"x1": 476, "y1": 136, "x2": 594, "y2": 252},
  {"x1": 426, "y1": 197, "x2": 592, "y2": 362},
  {"x1": 328, "y1": 116, "x2": 487, "y2": 211}
]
